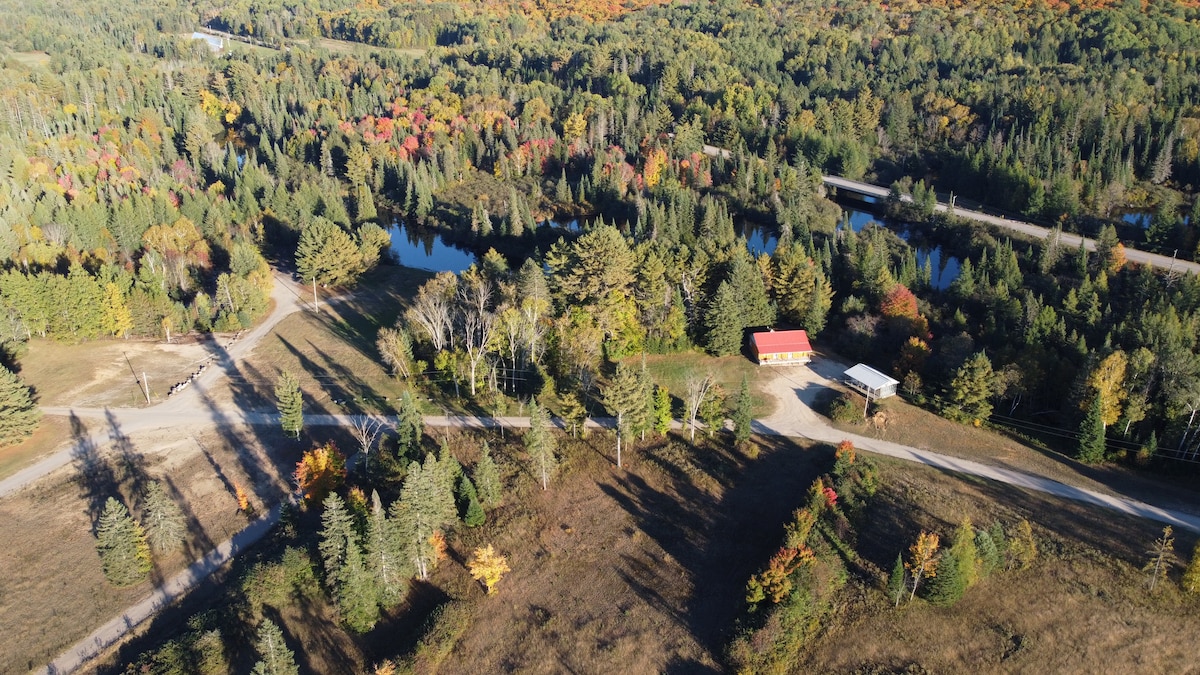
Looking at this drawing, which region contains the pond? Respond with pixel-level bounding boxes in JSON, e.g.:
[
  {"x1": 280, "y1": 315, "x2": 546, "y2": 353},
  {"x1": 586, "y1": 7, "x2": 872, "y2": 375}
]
[
  {"x1": 388, "y1": 220, "x2": 478, "y2": 273},
  {"x1": 840, "y1": 204, "x2": 962, "y2": 291}
]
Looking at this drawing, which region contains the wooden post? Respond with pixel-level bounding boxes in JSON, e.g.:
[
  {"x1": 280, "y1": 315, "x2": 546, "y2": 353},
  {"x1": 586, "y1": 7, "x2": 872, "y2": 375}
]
[
  {"x1": 142, "y1": 372, "x2": 151, "y2": 404},
  {"x1": 312, "y1": 277, "x2": 319, "y2": 313}
]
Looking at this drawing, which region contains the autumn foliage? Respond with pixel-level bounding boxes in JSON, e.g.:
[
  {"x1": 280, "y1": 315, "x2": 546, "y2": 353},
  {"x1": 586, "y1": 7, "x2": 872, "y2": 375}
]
[
  {"x1": 294, "y1": 442, "x2": 348, "y2": 506},
  {"x1": 746, "y1": 545, "x2": 816, "y2": 605},
  {"x1": 468, "y1": 544, "x2": 511, "y2": 595}
]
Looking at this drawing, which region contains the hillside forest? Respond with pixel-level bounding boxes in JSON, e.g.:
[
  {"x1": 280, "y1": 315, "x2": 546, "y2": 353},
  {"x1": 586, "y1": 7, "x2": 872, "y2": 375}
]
[{"x1": 4, "y1": 0, "x2": 1200, "y2": 462}]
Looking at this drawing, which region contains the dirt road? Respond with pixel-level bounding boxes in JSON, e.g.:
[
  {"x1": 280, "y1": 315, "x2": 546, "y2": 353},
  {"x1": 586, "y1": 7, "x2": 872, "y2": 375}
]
[{"x1": 755, "y1": 360, "x2": 1200, "y2": 534}]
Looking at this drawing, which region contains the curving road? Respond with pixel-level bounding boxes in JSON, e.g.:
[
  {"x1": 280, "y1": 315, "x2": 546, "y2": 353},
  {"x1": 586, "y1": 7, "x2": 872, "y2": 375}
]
[
  {"x1": 23, "y1": 270, "x2": 1200, "y2": 673},
  {"x1": 821, "y1": 175, "x2": 1200, "y2": 275}
]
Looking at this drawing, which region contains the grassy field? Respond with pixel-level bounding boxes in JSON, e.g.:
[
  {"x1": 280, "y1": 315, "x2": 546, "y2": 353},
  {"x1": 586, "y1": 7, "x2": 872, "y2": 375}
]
[
  {"x1": 0, "y1": 414, "x2": 79, "y2": 479},
  {"x1": 634, "y1": 352, "x2": 767, "y2": 416}
]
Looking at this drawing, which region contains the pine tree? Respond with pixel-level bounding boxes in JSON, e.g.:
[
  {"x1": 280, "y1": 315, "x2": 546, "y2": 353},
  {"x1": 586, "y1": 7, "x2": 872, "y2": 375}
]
[
  {"x1": 364, "y1": 491, "x2": 408, "y2": 606},
  {"x1": 96, "y1": 497, "x2": 152, "y2": 587},
  {"x1": 603, "y1": 363, "x2": 643, "y2": 468},
  {"x1": 395, "y1": 390, "x2": 424, "y2": 458},
  {"x1": 1181, "y1": 540, "x2": 1200, "y2": 595},
  {"x1": 525, "y1": 400, "x2": 558, "y2": 489},
  {"x1": 390, "y1": 454, "x2": 457, "y2": 580},
  {"x1": 732, "y1": 376, "x2": 753, "y2": 443},
  {"x1": 457, "y1": 473, "x2": 485, "y2": 527},
  {"x1": 888, "y1": 553, "x2": 907, "y2": 607},
  {"x1": 319, "y1": 493, "x2": 380, "y2": 632},
  {"x1": 275, "y1": 370, "x2": 303, "y2": 439},
  {"x1": 1077, "y1": 394, "x2": 1106, "y2": 463},
  {"x1": 925, "y1": 545, "x2": 965, "y2": 606},
  {"x1": 1143, "y1": 526, "x2": 1178, "y2": 593},
  {"x1": 474, "y1": 441, "x2": 502, "y2": 508},
  {"x1": 142, "y1": 481, "x2": 186, "y2": 553},
  {"x1": 558, "y1": 393, "x2": 587, "y2": 439},
  {"x1": 0, "y1": 364, "x2": 40, "y2": 446},
  {"x1": 946, "y1": 351, "x2": 997, "y2": 423},
  {"x1": 974, "y1": 528, "x2": 1001, "y2": 576},
  {"x1": 251, "y1": 618, "x2": 299, "y2": 675},
  {"x1": 295, "y1": 217, "x2": 365, "y2": 287},
  {"x1": 1007, "y1": 519, "x2": 1037, "y2": 570}
]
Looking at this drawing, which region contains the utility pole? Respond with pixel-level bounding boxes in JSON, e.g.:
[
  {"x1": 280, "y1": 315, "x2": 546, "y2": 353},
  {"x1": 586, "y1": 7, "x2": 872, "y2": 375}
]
[
  {"x1": 141, "y1": 372, "x2": 151, "y2": 404},
  {"x1": 312, "y1": 277, "x2": 319, "y2": 313}
]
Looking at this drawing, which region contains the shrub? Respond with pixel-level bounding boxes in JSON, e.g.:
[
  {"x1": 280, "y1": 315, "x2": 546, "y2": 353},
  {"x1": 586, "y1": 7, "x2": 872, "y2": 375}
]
[{"x1": 829, "y1": 393, "x2": 863, "y2": 424}]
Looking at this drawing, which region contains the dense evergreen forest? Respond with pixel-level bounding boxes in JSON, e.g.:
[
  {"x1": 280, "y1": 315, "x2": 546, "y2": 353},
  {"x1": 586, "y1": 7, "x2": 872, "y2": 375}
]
[{"x1": 4, "y1": 0, "x2": 1200, "y2": 463}]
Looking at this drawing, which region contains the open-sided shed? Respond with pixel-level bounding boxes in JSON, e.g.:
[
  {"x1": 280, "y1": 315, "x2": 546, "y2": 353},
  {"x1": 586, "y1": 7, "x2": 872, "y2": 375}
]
[
  {"x1": 750, "y1": 329, "x2": 813, "y2": 365},
  {"x1": 843, "y1": 363, "x2": 899, "y2": 399}
]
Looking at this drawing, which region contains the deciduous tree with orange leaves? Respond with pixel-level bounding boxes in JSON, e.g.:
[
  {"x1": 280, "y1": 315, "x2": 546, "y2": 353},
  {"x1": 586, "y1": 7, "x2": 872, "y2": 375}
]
[{"x1": 295, "y1": 442, "x2": 347, "y2": 506}]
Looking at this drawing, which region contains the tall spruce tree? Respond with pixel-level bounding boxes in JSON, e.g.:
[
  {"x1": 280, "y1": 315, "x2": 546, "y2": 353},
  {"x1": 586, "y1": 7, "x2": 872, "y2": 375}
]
[
  {"x1": 1077, "y1": 395, "x2": 1107, "y2": 463},
  {"x1": 525, "y1": 400, "x2": 558, "y2": 489},
  {"x1": 474, "y1": 441, "x2": 502, "y2": 508},
  {"x1": 0, "y1": 364, "x2": 40, "y2": 446},
  {"x1": 390, "y1": 454, "x2": 457, "y2": 579},
  {"x1": 364, "y1": 490, "x2": 409, "y2": 605},
  {"x1": 275, "y1": 370, "x2": 303, "y2": 439},
  {"x1": 141, "y1": 481, "x2": 186, "y2": 553},
  {"x1": 888, "y1": 553, "x2": 907, "y2": 607},
  {"x1": 603, "y1": 364, "x2": 643, "y2": 468},
  {"x1": 319, "y1": 493, "x2": 380, "y2": 632},
  {"x1": 251, "y1": 618, "x2": 299, "y2": 675},
  {"x1": 96, "y1": 497, "x2": 152, "y2": 587},
  {"x1": 457, "y1": 473, "x2": 485, "y2": 527}
]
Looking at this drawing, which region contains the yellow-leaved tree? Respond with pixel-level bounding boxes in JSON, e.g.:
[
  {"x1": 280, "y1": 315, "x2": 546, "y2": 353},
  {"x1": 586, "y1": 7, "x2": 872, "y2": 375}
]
[
  {"x1": 906, "y1": 531, "x2": 940, "y2": 602},
  {"x1": 294, "y1": 442, "x2": 347, "y2": 506},
  {"x1": 468, "y1": 545, "x2": 511, "y2": 595}
]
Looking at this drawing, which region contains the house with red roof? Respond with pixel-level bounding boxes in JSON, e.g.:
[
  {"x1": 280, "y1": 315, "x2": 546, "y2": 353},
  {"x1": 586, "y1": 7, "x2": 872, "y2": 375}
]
[{"x1": 749, "y1": 329, "x2": 813, "y2": 365}]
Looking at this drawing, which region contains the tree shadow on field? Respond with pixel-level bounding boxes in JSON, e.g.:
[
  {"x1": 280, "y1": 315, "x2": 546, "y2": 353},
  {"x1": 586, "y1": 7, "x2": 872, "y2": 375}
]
[
  {"x1": 600, "y1": 434, "x2": 830, "y2": 657},
  {"x1": 161, "y1": 473, "x2": 215, "y2": 561},
  {"x1": 70, "y1": 411, "x2": 119, "y2": 534}
]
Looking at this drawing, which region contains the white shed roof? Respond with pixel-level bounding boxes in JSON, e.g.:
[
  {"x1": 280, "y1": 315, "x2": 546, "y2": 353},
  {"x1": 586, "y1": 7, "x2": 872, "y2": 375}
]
[{"x1": 844, "y1": 363, "x2": 899, "y2": 389}]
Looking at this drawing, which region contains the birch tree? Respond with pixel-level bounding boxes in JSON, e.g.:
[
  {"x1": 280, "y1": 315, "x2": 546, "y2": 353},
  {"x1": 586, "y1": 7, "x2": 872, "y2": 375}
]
[{"x1": 684, "y1": 372, "x2": 715, "y2": 442}]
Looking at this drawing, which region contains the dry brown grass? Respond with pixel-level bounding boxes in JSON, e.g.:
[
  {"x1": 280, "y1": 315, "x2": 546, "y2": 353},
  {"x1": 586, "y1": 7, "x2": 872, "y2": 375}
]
[
  {"x1": 831, "y1": 392, "x2": 1200, "y2": 515},
  {"x1": 0, "y1": 414, "x2": 79, "y2": 479},
  {"x1": 20, "y1": 336, "x2": 215, "y2": 408},
  {"x1": 799, "y1": 456, "x2": 1200, "y2": 674},
  {"x1": 212, "y1": 265, "x2": 435, "y2": 416},
  {"x1": 0, "y1": 419, "x2": 325, "y2": 674}
]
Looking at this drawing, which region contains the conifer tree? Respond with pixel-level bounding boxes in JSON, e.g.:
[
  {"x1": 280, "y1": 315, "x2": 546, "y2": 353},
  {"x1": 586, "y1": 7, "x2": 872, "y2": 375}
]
[
  {"x1": 96, "y1": 497, "x2": 152, "y2": 587},
  {"x1": 603, "y1": 363, "x2": 643, "y2": 468},
  {"x1": 295, "y1": 217, "x2": 364, "y2": 287},
  {"x1": 142, "y1": 481, "x2": 186, "y2": 553},
  {"x1": 558, "y1": 393, "x2": 587, "y2": 439},
  {"x1": 390, "y1": 454, "x2": 457, "y2": 579},
  {"x1": 0, "y1": 364, "x2": 41, "y2": 446},
  {"x1": 319, "y1": 493, "x2": 380, "y2": 632},
  {"x1": 395, "y1": 390, "x2": 424, "y2": 458},
  {"x1": 946, "y1": 351, "x2": 997, "y2": 422},
  {"x1": 275, "y1": 370, "x2": 303, "y2": 439},
  {"x1": 888, "y1": 553, "x2": 907, "y2": 607},
  {"x1": 457, "y1": 473, "x2": 485, "y2": 527},
  {"x1": 474, "y1": 441, "x2": 502, "y2": 509},
  {"x1": 1181, "y1": 540, "x2": 1200, "y2": 595},
  {"x1": 1007, "y1": 519, "x2": 1038, "y2": 570},
  {"x1": 251, "y1": 618, "x2": 299, "y2": 675},
  {"x1": 364, "y1": 491, "x2": 408, "y2": 606},
  {"x1": 525, "y1": 400, "x2": 558, "y2": 489},
  {"x1": 1077, "y1": 395, "x2": 1106, "y2": 463},
  {"x1": 1143, "y1": 526, "x2": 1178, "y2": 593}
]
